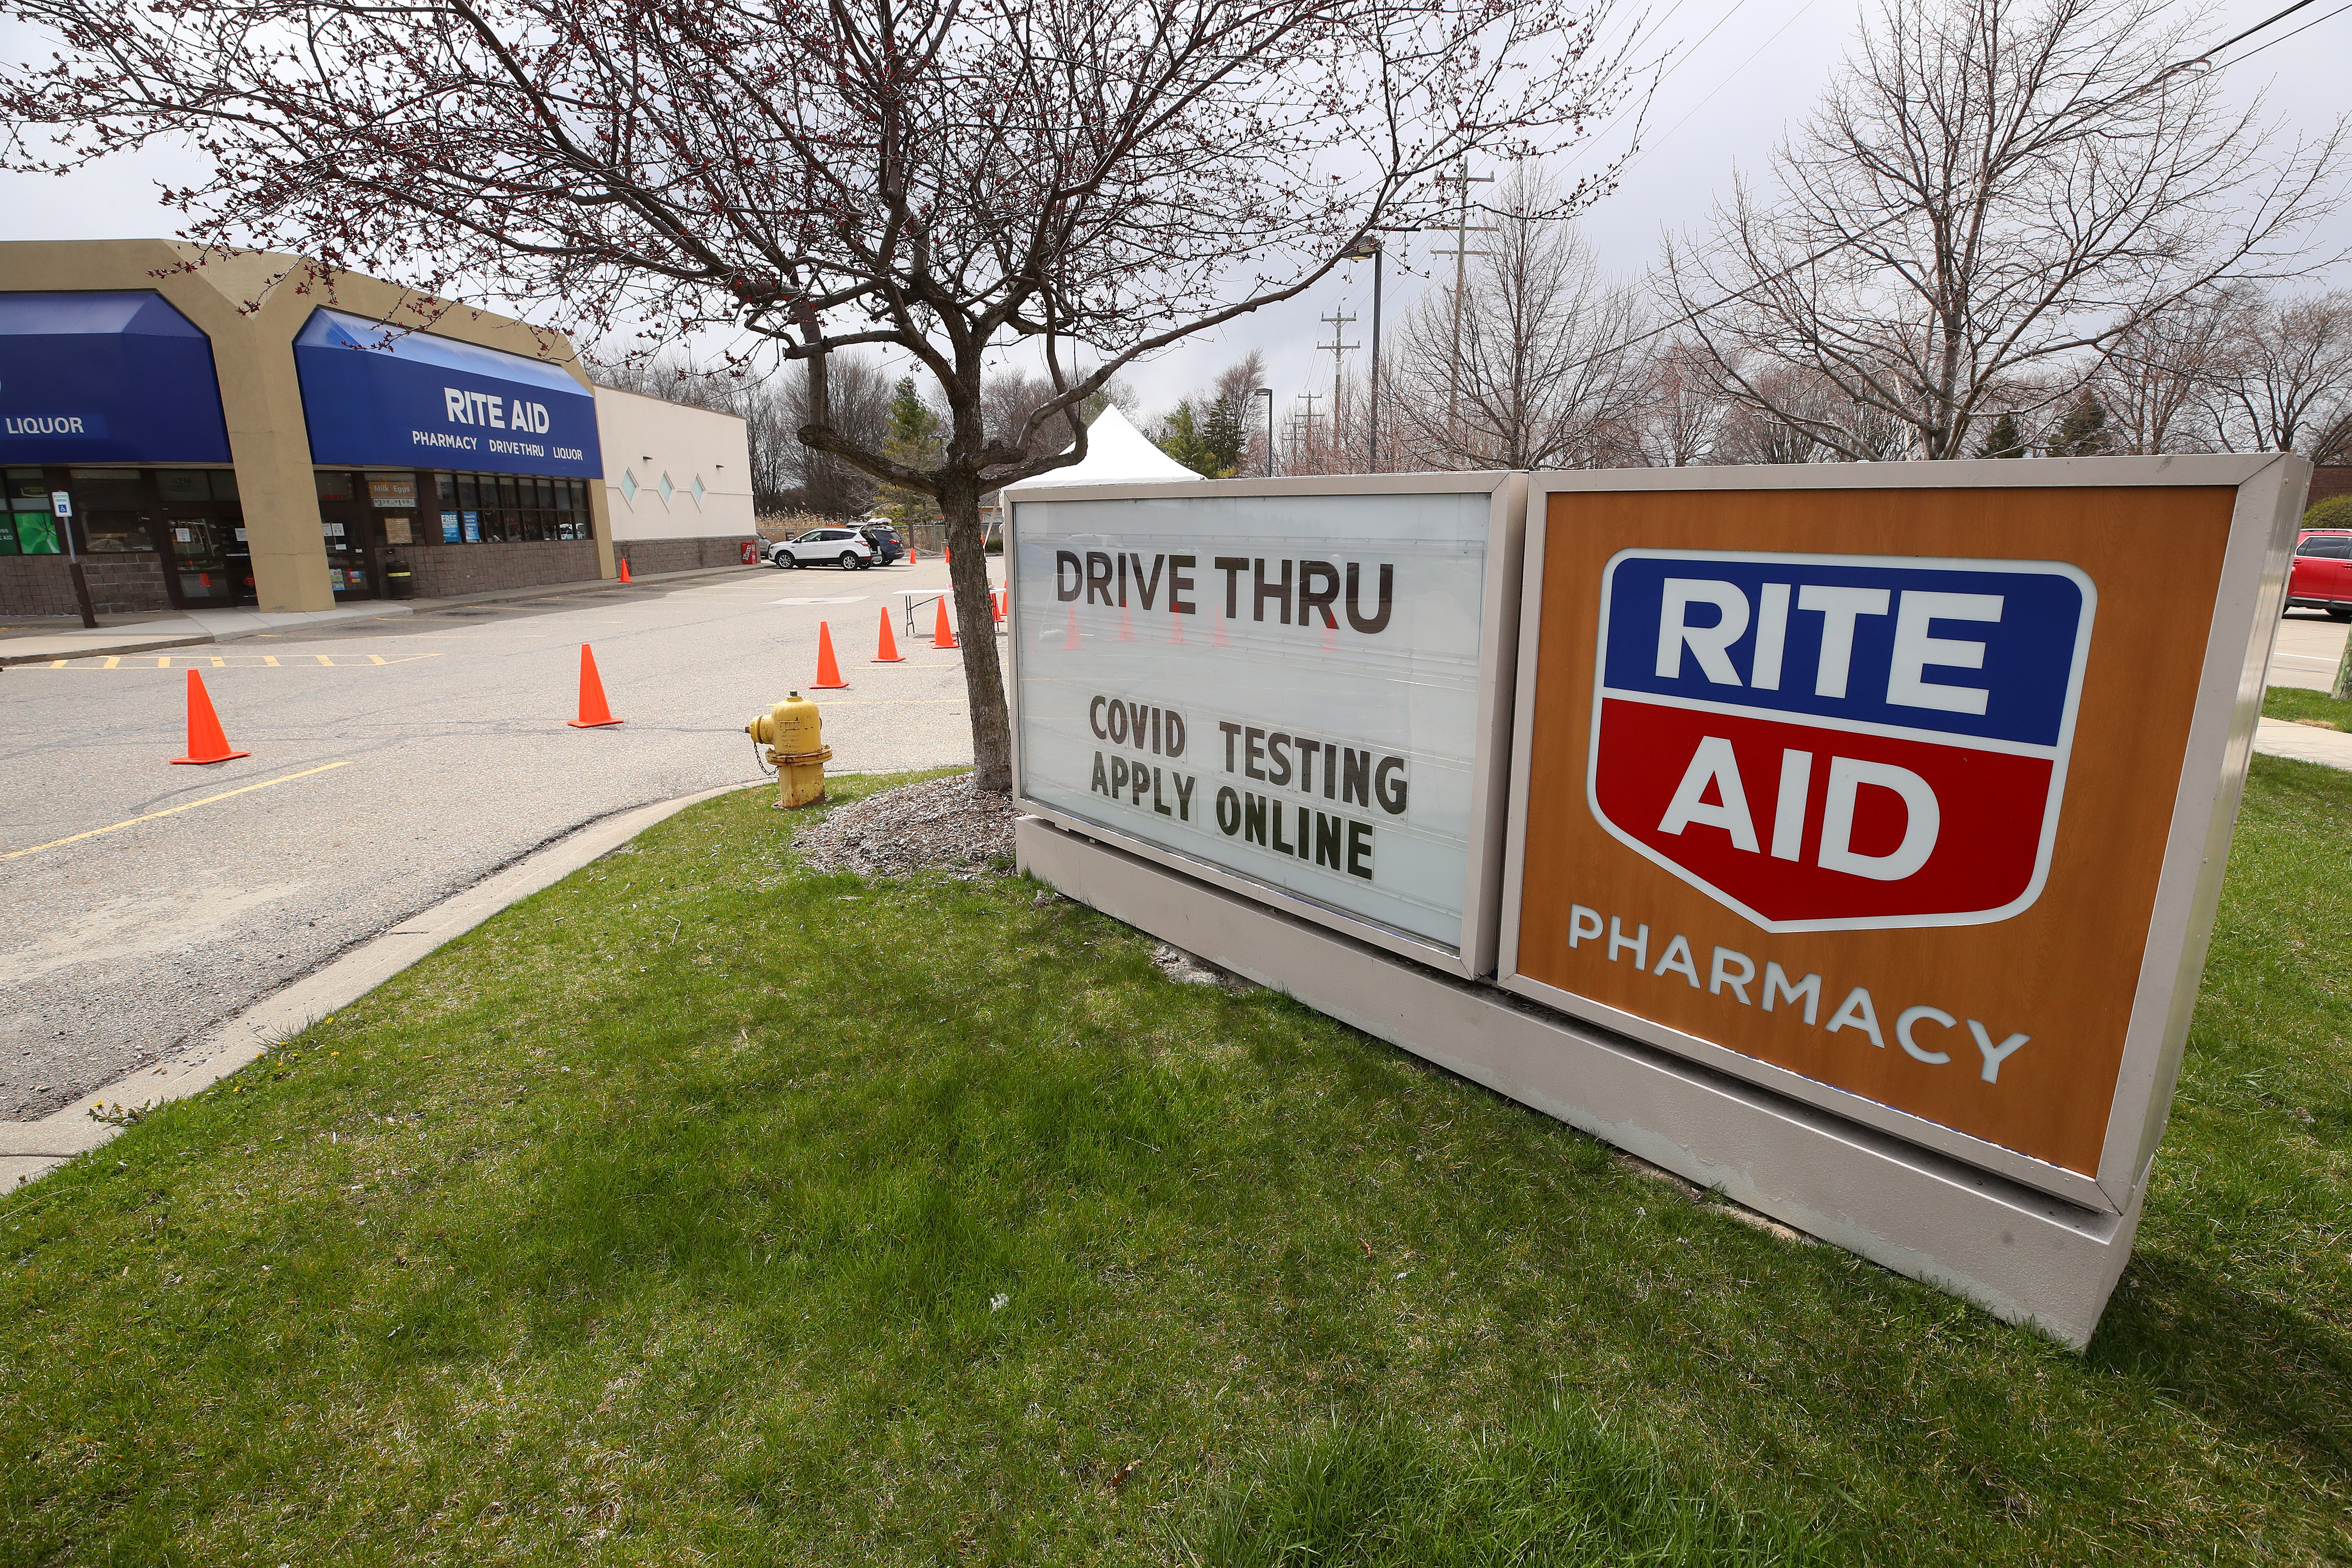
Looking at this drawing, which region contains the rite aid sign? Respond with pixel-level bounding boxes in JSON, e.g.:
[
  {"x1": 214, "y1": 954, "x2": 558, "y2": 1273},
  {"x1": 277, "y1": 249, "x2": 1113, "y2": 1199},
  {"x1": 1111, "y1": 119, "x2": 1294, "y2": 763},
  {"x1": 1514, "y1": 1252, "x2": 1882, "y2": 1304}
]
[
  {"x1": 1501, "y1": 468, "x2": 2299, "y2": 1206},
  {"x1": 1591, "y1": 550, "x2": 2093, "y2": 932}
]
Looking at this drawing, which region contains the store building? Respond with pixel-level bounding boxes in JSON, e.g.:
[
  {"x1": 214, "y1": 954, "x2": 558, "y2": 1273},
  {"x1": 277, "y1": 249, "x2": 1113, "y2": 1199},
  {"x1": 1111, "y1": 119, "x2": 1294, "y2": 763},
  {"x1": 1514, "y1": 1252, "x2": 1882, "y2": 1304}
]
[
  {"x1": 596, "y1": 384, "x2": 755, "y2": 574},
  {"x1": 1, "y1": 241, "x2": 753, "y2": 617}
]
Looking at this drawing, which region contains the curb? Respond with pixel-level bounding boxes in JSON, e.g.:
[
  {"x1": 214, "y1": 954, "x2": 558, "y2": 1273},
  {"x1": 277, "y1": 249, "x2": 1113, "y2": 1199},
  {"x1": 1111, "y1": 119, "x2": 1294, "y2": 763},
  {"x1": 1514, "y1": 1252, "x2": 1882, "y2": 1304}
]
[
  {"x1": 0, "y1": 778, "x2": 759, "y2": 1192},
  {"x1": 0, "y1": 563, "x2": 760, "y2": 667}
]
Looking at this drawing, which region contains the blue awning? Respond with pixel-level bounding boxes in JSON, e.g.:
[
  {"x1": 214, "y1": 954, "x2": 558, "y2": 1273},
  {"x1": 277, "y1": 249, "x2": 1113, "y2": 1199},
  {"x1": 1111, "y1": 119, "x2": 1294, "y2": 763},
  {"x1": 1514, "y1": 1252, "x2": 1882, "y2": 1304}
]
[
  {"x1": 293, "y1": 309, "x2": 601, "y2": 478},
  {"x1": 0, "y1": 291, "x2": 233, "y2": 464}
]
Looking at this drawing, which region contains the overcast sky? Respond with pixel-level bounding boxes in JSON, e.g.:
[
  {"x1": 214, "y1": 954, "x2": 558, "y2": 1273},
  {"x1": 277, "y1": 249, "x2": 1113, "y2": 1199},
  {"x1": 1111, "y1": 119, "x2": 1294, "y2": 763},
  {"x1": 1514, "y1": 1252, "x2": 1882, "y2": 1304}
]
[{"x1": 3, "y1": 0, "x2": 2345, "y2": 434}]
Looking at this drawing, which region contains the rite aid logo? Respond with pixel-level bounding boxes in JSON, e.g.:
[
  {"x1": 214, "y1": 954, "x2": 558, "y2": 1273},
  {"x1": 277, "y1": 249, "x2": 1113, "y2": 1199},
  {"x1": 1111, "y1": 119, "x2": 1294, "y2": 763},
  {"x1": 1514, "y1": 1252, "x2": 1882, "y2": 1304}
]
[{"x1": 1589, "y1": 550, "x2": 2096, "y2": 933}]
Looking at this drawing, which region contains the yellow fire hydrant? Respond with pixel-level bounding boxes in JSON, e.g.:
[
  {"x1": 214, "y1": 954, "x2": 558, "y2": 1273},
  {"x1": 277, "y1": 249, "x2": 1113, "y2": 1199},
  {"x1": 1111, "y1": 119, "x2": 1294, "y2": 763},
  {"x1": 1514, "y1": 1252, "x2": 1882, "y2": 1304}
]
[{"x1": 746, "y1": 691, "x2": 833, "y2": 809}]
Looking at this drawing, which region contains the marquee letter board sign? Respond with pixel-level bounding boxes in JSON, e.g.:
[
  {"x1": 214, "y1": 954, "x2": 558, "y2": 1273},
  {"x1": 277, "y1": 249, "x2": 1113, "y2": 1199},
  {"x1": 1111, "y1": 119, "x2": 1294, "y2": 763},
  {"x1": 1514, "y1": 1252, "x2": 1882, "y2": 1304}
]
[
  {"x1": 1009, "y1": 475, "x2": 1524, "y2": 976},
  {"x1": 1500, "y1": 460, "x2": 2305, "y2": 1209}
]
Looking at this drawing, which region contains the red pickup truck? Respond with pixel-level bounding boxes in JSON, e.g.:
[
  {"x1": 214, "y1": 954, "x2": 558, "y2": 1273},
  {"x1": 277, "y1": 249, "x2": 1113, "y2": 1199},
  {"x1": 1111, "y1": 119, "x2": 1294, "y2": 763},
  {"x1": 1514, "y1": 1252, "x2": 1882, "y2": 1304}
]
[{"x1": 2288, "y1": 530, "x2": 2352, "y2": 620}]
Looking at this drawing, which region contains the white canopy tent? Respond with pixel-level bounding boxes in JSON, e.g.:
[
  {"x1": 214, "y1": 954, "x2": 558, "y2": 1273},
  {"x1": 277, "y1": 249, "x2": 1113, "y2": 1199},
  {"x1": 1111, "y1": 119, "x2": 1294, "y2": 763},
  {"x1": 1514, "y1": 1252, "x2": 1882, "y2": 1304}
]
[{"x1": 1000, "y1": 405, "x2": 1204, "y2": 491}]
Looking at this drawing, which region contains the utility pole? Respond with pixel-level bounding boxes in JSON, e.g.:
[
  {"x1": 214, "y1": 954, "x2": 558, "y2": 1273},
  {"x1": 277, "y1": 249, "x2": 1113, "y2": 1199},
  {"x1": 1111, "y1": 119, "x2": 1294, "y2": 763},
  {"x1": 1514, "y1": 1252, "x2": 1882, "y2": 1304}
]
[
  {"x1": 1258, "y1": 385, "x2": 1275, "y2": 477},
  {"x1": 1432, "y1": 159, "x2": 1494, "y2": 450},
  {"x1": 1317, "y1": 310, "x2": 1357, "y2": 460},
  {"x1": 1294, "y1": 390, "x2": 1321, "y2": 462}
]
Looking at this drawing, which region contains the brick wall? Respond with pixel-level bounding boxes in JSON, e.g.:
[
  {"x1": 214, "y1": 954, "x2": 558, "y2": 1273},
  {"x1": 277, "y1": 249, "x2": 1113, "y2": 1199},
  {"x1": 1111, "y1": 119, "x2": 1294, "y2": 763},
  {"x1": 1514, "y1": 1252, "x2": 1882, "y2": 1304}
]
[
  {"x1": 0, "y1": 554, "x2": 172, "y2": 617},
  {"x1": 2311, "y1": 467, "x2": 2351, "y2": 509},
  {"x1": 396, "y1": 540, "x2": 601, "y2": 599},
  {"x1": 612, "y1": 535, "x2": 760, "y2": 575}
]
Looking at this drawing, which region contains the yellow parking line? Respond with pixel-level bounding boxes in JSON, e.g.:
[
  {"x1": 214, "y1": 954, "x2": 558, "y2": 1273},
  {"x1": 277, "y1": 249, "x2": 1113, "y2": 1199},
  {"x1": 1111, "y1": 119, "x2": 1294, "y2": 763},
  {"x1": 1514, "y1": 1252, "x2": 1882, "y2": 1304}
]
[
  {"x1": 0, "y1": 760, "x2": 356, "y2": 861},
  {"x1": 103, "y1": 656, "x2": 119, "y2": 670},
  {"x1": 263, "y1": 655, "x2": 280, "y2": 667}
]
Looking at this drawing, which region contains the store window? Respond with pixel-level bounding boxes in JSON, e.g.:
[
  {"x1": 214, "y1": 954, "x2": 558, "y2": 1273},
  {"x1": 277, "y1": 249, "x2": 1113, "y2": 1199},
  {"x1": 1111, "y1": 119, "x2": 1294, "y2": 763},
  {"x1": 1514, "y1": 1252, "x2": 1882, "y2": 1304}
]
[
  {"x1": 68, "y1": 468, "x2": 155, "y2": 554},
  {"x1": 4, "y1": 467, "x2": 57, "y2": 554},
  {"x1": 420, "y1": 471, "x2": 594, "y2": 544}
]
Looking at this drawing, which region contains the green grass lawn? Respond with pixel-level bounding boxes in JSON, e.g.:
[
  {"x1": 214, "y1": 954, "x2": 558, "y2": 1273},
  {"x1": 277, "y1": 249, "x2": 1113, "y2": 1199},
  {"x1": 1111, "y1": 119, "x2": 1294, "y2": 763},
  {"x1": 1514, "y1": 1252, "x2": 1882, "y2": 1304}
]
[
  {"x1": 4, "y1": 759, "x2": 2348, "y2": 1565},
  {"x1": 2263, "y1": 683, "x2": 2352, "y2": 728}
]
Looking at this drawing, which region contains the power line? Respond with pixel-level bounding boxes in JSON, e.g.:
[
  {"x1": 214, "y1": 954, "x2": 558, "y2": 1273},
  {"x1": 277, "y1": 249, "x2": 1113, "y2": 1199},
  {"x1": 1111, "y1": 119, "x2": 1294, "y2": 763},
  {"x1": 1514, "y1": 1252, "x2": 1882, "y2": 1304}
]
[
  {"x1": 2204, "y1": 0, "x2": 2350, "y2": 64},
  {"x1": 2192, "y1": 0, "x2": 2325, "y2": 62},
  {"x1": 1553, "y1": 0, "x2": 1755, "y2": 181}
]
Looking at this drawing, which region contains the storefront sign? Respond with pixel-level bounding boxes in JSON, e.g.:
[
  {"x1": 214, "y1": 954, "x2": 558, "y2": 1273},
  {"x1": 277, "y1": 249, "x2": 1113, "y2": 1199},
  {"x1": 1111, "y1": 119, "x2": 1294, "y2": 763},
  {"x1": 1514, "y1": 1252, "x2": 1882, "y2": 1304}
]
[
  {"x1": 1500, "y1": 466, "x2": 2304, "y2": 1205},
  {"x1": 0, "y1": 291, "x2": 233, "y2": 465},
  {"x1": 293, "y1": 309, "x2": 600, "y2": 479},
  {"x1": 1009, "y1": 477, "x2": 1524, "y2": 972}
]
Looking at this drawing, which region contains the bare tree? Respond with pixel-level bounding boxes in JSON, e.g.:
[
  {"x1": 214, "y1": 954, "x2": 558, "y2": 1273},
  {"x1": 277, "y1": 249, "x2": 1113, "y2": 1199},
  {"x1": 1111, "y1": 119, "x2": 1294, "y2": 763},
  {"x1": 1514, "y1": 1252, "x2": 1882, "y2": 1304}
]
[
  {"x1": 1628, "y1": 339, "x2": 1731, "y2": 466},
  {"x1": 1393, "y1": 164, "x2": 1649, "y2": 468},
  {"x1": 590, "y1": 352, "x2": 889, "y2": 513},
  {"x1": 1712, "y1": 366, "x2": 1841, "y2": 464},
  {"x1": 1663, "y1": 0, "x2": 2345, "y2": 463},
  {"x1": 2209, "y1": 289, "x2": 2352, "y2": 457},
  {"x1": 3, "y1": 0, "x2": 1635, "y2": 791},
  {"x1": 2089, "y1": 285, "x2": 2246, "y2": 454}
]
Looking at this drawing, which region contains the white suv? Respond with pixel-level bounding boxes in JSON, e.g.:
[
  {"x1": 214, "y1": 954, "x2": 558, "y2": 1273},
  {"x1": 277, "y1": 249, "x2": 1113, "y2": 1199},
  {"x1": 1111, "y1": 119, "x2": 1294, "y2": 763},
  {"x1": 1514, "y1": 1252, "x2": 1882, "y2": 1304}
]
[{"x1": 769, "y1": 526, "x2": 874, "y2": 571}]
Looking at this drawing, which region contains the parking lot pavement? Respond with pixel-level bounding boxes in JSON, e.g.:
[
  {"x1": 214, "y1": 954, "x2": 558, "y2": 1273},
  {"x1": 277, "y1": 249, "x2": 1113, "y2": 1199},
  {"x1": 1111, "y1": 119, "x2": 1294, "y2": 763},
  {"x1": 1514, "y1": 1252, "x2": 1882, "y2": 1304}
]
[
  {"x1": 2268, "y1": 609, "x2": 2348, "y2": 692},
  {"x1": 0, "y1": 558, "x2": 997, "y2": 1120}
]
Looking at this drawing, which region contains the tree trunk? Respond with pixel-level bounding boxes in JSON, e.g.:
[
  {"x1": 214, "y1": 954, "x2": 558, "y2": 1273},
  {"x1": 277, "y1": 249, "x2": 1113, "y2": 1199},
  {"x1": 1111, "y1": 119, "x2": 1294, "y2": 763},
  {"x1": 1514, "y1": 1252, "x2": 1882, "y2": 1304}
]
[{"x1": 937, "y1": 470, "x2": 1014, "y2": 794}]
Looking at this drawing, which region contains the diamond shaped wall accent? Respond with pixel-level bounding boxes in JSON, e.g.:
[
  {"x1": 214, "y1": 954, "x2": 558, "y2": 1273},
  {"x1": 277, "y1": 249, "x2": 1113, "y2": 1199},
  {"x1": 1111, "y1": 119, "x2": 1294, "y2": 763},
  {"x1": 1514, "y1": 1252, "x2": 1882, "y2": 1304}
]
[
  {"x1": 659, "y1": 473, "x2": 675, "y2": 503},
  {"x1": 691, "y1": 476, "x2": 707, "y2": 504},
  {"x1": 619, "y1": 469, "x2": 639, "y2": 504}
]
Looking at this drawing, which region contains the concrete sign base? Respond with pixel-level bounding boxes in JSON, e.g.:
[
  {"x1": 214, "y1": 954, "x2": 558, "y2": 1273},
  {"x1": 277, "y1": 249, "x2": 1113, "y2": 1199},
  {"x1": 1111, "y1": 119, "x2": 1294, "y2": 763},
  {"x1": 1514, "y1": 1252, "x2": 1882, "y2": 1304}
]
[{"x1": 1017, "y1": 814, "x2": 2145, "y2": 1349}]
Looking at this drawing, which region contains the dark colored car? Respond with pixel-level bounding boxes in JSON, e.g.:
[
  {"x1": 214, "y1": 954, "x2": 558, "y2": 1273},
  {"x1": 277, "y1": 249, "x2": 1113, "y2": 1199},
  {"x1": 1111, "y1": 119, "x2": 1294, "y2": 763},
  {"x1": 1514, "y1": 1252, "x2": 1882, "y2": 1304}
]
[
  {"x1": 2287, "y1": 529, "x2": 2352, "y2": 620},
  {"x1": 860, "y1": 523, "x2": 905, "y2": 564}
]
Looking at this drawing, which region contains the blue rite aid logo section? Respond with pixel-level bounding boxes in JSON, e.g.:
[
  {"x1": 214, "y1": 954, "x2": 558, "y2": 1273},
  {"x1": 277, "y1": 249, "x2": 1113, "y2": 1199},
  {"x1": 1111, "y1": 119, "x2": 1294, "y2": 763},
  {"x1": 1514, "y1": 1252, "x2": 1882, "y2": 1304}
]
[{"x1": 1589, "y1": 550, "x2": 2096, "y2": 933}]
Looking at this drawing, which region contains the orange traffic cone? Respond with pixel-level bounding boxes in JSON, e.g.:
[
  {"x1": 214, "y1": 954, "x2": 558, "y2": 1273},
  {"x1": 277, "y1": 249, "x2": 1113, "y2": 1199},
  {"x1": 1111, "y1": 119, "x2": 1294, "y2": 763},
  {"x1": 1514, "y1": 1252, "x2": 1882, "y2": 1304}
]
[
  {"x1": 1213, "y1": 607, "x2": 1231, "y2": 647},
  {"x1": 1170, "y1": 610, "x2": 1187, "y2": 645},
  {"x1": 992, "y1": 590, "x2": 1005, "y2": 623},
  {"x1": 909, "y1": 546, "x2": 918, "y2": 563},
  {"x1": 934, "y1": 596, "x2": 958, "y2": 649},
  {"x1": 873, "y1": 607, "x2": 905, "y2": 663},
  {"x1": 1063, "y1": 603, "x2": 1082, "y2": 651},
  {"x1": 617, "y1": 557, "x2": 633, "y2": 584},
  {"x1": 567, "y1": 643, "x2": 623, "y2": 727},
  {"x1": 812, "y1": 621, "x2": 848, "y2": 689},
  {"x1": 170, "y1": 669, "x2": 250, "y2": 764},
  {"x1": 1116, "y1": 605, "x2": 1136, "y2": 642},
  {"x1": 1322, "y1": 617, "x2": 1338, "y2": 652}
]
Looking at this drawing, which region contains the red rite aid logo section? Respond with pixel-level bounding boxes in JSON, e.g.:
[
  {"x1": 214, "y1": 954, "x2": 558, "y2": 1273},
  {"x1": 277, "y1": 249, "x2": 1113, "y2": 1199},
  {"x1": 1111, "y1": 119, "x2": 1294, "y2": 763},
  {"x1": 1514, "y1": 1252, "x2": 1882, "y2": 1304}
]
[{"x1": 1589, "y1": 550, "x2": 2096, "y2": 933}]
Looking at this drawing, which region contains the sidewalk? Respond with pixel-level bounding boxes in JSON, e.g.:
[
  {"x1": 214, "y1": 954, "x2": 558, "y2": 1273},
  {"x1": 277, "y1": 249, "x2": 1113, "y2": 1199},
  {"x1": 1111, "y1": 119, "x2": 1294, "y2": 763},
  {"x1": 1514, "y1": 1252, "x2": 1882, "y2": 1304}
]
[
  {"x1": 0, "y1": 562, "x2": 751, "y2": 666},
  {"x1": 2254, "y1": 716, "x2": 2352, "y2": 772}
]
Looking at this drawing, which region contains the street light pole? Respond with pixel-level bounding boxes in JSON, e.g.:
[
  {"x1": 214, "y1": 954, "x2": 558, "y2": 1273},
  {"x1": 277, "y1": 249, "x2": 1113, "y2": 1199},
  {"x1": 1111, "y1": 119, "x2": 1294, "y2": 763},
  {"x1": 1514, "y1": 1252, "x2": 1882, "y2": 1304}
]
[
  {"x1": 1342, "y1": 233, "x2": 1398, "y2": 472},
  {"x1": 1258, "y1": 386, "x2": 1275, "y2": 477}
]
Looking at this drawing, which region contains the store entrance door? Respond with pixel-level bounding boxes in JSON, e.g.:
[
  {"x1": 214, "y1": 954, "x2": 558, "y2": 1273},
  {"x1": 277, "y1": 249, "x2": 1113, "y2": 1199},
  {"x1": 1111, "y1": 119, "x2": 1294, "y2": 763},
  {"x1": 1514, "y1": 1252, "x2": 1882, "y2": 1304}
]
[
  {"x1": 164, "y1": 516, "x2": 246, "y2": 607},
  {"x1": 321, "y1": 514, "x2": 380, "y2": 600}
]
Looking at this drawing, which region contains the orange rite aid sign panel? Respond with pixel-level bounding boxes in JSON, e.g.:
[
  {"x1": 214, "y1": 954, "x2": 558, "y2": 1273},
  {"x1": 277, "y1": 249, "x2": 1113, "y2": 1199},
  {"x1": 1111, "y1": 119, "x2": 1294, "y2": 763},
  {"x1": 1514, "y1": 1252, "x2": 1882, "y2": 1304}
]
[{"x1": 1499, "y1": 468, "x2": 2301, "y2": 1204}]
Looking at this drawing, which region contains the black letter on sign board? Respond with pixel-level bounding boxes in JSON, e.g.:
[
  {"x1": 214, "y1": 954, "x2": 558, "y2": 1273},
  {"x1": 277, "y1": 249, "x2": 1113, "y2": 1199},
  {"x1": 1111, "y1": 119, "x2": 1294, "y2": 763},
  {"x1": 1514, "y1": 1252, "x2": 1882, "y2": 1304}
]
[
  {"x1": 1214, "y1": 557, "x2": 1248, "y2": 619},
  {"x1": 1244, "y1": 791, "x2": 1268, "y2": 845},
  {"x1": 1314, "y1": 811, "x2": 1342, "y2": 868},
  {"x1": 1128, "y1": 553, "x2": 1165, "y2": 610},
  {"x1": 1347, "y1": 819, "x2": 1374, "y2": 879},
  {"x1": 1266, "y1": 732, "x2": 1293, "y2": 788},
  {"x1": 1088, "y1": 695, "x2": 1108, "y2": 740},
  {"x1": 1342, "y1": 748, "x2": 1372, "y2": 808},
  {"x1": 1375, "y1": 756, "x2": 1409, "y2": 815},
  {"x1": 1254, "y1": 558, "x2": 1293, "y2": 624},
  {"x1": 1345, "y1": 562, "x2": 1393, "y2": 633},
  {"x1": 1297, "y1": 560, "x2": 1340, "y2": 628},
  {"x1": 1057, "y1": 551, "x2": 1084, "y2": 601},
  {"x1": 1215, "y1": 784, "x2": 1240, "y2": 835},
  {"x1": 1165, "y1": 711, "x2": 1187, "y2": 758},
  {"x1": 1169, "y1": 556, "x2": 1197, "y2": 614},
  {"x1": 1085, "y1": 551, "x2": 1116, "y2": 606}
]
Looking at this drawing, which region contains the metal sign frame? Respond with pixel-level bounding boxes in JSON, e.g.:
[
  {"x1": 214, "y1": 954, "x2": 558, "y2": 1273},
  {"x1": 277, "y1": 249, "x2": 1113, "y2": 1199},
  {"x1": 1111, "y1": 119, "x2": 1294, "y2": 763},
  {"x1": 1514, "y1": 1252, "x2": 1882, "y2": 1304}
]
[
  {"x1": 1496, "y1": 456, "x2": 2308, "y2": 1211},
  {"x1": 1007, "y1": 472, "x2": 1527, "y2": 979}
]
